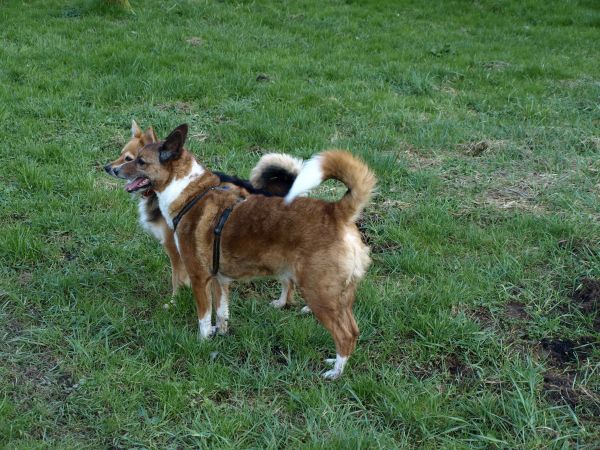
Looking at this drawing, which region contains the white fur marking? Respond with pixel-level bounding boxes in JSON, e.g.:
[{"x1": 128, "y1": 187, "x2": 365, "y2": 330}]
[
  {"x1": 174, "y1": 234, "x2": 180, "y2": 253},
  {"x1": 342, "y1": 229, "x2": 371, "y2": 285},
  {"x1": 284, "y1": 155, "x2": 323, "y2": 204},
  {"x1": 198, "y1": 312, "x2": 213, "y2": 339},
  {"x1": 250, "y1": 153, "x2": 303, "y2": 188},
  {"x1": 158, "y1": 159, "x2": 205, "y2": 228},
  {"x1": 300, "y1": 305, "x2": 312, "y2": 314},
  {"x1": 216, "y1": 274, "x2": 232, "y2": 285},
  {"x1": 138, "y1": 199, "x2": 165, "y2": 243},
  {"x1": 216, "y1": 287, "x2": 229, "y2": 322},
  {"x1": 323, "y1": 354, "x2": 348, "y2": 379}
]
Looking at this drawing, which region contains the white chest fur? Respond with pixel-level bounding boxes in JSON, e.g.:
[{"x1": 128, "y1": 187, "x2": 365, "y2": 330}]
[
  {"x1": 138, "y1": 199, "x2": 166, "y2": 243},
  {"x1": 158, "y1": 160, "x2": 205, "y2": 229}
]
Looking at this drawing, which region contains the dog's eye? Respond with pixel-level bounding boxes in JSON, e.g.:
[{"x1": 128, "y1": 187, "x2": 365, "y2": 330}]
[
  {"x1": 138, "y1": 158, "x2": 146, "y2": 166},
  {"x1": 125, "y1": 156, "x2": 133, "y2": 162}
]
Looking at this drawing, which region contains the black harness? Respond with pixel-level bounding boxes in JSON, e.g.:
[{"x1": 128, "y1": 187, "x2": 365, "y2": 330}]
[
  {"x1": 172, "y1": 186, "x2": 241, "y2": 275},
  {"x1": 172, "y1": 186, "x2": 218, "y2": 231}
]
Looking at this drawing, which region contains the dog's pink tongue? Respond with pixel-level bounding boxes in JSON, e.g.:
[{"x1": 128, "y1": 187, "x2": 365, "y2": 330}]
[{"x1": 125, "y1": 177, "x2": 149, "y2": 192}]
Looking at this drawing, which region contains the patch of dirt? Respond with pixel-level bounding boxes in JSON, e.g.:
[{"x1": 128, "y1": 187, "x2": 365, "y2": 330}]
[
  {"x1": 539, "y1": 338, "x2": 593, "y2": 365},
  {"x1": 256, "y1": 74, "x2": 271, "y2": 82},
  {"x1": 482, "y1": 181, "x2": 546, "y2": 213},
  {"x1": 573, "y1": 278, "x2": 600, "y2": 314},
  {"x1": 572, "y1": 278, "x2": 600, "y2": 331},
  {"x1": 185, "y1": 36, "x2": 204, "y2": 46},
  {"x1": 543, "y1": 370, "x2": 600, "y2": 414},
  {"x1": 207, "y1": 388, "x2": 233, "y2": 403},
  {"x1": 457, "y1": 139, "x2": 509, "y2": 156},
  {"x1": 445, "y1": 353, "x2": 474, "y2": 379},
  {"x1": 469, "y1": 305, "x2": 494, "y2": 329},
  {"x1": 543, "y1": 371, "x2": 580, "y2": 408},
  {"x1": 504, "y1": 300, "x2": 530, "y2": 320}
]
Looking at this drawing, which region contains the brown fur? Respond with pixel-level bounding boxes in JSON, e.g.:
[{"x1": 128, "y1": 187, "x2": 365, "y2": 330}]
[
  {"x1": 118, "y1": 124, "x2": 376, "y2": 378},
  {"x1": 105, "y1": 121, "x2": 302, "y2": 308}
]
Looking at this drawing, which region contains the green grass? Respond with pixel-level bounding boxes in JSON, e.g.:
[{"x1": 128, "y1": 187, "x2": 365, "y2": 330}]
[{"x1": 1, "y1": 0, "x2": 599, "y2": 447}]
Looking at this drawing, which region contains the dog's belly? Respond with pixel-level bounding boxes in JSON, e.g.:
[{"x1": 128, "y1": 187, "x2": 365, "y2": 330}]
[{"x1": 219, "y1": 256, "x2": 287, "y2": 280}]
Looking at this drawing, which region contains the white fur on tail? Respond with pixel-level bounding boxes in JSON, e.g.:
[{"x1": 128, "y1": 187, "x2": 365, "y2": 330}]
[
  {"x1": 284, "y1": 151, "x2": 376, "y2": 224},
  {"x1": 250, "y1": 153, "x2": 303, "y2": 189},
  {"x1": 284, "y1": 155, "x2": 323, "y2": 204}
]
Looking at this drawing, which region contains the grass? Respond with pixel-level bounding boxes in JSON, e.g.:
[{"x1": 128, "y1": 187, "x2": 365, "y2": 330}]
[{"x1": 1, "y1": 0, "x2": 599, "y2": 447}]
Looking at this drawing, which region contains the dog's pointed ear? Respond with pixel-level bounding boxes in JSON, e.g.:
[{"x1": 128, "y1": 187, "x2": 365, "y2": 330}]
[
  {"x1": 159, "y1": 124, "x2": 188, "y2": 163},
  {"x1": 143, "y1": 127, "x2": 158, "y2": 144},
  {"x1": 131, "y1": 119, "x2": 142, "y2": 138}
]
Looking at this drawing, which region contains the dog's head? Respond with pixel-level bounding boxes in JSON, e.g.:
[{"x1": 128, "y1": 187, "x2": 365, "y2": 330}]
[
  {"x1": 104, "y1": 120, "x2": 158, "y2": 183},
  {"x1": 115, "y1": 124, "x2": 193, "y2": 193}
]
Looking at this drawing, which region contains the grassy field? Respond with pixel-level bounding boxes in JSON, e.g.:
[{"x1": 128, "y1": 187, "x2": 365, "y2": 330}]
[{"x1": 1, "y1": 0, "x2": 599, "y2": 447}]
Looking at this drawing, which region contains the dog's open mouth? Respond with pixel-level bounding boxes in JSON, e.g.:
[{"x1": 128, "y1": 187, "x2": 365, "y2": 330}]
[{"x1": 125, "y1": 177, "x2": 151, "y2": 193}]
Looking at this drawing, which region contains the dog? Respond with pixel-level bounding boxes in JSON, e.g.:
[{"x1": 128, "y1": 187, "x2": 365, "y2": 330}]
[
  {"x1": 115, "y1": 124, "x2": 375, "y2": 379},
  {"x1": 104, "y1": 120, "x2": 303, "y2": 310}
]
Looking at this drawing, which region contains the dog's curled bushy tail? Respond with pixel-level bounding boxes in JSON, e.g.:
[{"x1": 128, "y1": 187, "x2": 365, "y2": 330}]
[
  {"x1": 250, "y1": 153, "x2": 304, "y2": 197},
  {"x1": 284, "y1": 150, "x2": 376, "y2": 222}
]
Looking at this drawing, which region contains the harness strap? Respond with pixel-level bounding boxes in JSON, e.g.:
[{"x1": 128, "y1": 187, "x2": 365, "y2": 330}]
[
  {"x1": 212, "y1": 205, "x2": 235, "y2": 275},
  {"x1": 171, "y1": 183, "x2": 241, "y2": 275},
  {"x1": 212, "y1": 197, "x2": 244, "y2": 274},
  {"x1": 172, "y1": 186, "x2": 218, "y2": 231}
]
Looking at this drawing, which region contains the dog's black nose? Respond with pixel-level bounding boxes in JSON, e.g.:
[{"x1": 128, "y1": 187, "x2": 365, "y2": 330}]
[
  {"x1": 113, "y1": 167, "x2": 120, "y2": 176},
  {"x1": 104, "y1": 164, "x2": 112, "y2": 174}
]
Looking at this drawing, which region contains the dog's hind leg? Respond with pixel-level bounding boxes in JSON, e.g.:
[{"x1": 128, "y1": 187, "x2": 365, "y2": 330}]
[
  {"x1": 300, "y1": 282, "x2": 359, "y2": 379},
  {"x1": 270, "y1": 278, "x2": 294, "y2": 309}
]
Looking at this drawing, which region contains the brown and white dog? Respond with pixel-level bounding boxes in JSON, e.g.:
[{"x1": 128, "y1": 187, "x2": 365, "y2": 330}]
[
  {"x1": 115, "y1": 124, "x2": 375, "y2": 379},
  {"x1": 105, "y1": 120, "x2": 303, "y2": 310}
]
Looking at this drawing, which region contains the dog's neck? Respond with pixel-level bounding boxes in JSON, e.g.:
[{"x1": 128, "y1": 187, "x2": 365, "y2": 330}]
[{"x1": 156, "y1": 156, "x2": 218, "y2": 229}]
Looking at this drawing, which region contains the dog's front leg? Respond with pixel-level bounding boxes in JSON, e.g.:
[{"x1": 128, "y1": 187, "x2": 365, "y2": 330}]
[
  {"x1": 213, "y1": 279, "x2": 230, "y2": 335},
  {"x1": 190, "y1": 270, "x2": 216, "y2": 340},
  {"x1": 164, "y1": 230, "x2": 190, "y2": 296}
]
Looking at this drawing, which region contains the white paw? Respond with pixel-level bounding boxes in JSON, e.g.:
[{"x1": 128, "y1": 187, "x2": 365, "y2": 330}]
[
  {"x1": 300, "y1": 305, "x2": 312, "y2": 314},
  {"x1": 324, "y1": 358, "x2": 336, "y2": 366},
  {"x1": 198, "y1": 325, "x2": 217, "y2": 340},
  {"x1": 322, "y1": 354, "x2": 347, "y2": 379},
  {"x1": 270, "y1": 298, "x2": 286, "y2": 309},
  {"x1": 322, "y1": 369, "x2": 342, "y2": 380},
  {"x1": 216, "y1": 319, "x2": 228, "y2": 335}
]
